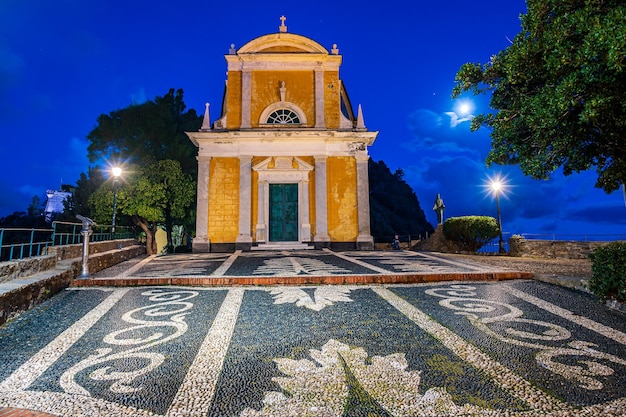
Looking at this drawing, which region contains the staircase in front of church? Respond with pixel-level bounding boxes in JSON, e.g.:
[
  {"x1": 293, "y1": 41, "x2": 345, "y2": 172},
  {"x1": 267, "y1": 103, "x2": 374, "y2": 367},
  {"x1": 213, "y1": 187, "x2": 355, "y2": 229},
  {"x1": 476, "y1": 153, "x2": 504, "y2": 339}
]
[{"x1": 252, "y1": 242, "x2": 314, "y2": 251}]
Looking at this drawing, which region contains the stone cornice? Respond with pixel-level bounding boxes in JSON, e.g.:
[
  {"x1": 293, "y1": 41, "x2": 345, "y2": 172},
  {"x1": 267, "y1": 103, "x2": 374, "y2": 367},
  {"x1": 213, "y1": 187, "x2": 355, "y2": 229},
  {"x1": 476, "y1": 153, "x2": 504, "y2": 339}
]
[
  {"x1": 186, "y1": 130, "x2": 378, "y2": 147},
  {"x1": 225, "y1": 54, "x2": 342, "y2": 71}
]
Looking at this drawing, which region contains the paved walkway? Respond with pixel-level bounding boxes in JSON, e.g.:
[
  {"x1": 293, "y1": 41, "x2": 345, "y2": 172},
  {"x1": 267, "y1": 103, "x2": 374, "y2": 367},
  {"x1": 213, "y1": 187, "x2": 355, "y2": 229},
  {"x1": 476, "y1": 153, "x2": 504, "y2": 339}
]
[
  {"x1": 73, "y1": 249, "x2": 531, "y2": 287},
  {"x1": 1, "y1": 251, "x2": 624, "y2": 416}
]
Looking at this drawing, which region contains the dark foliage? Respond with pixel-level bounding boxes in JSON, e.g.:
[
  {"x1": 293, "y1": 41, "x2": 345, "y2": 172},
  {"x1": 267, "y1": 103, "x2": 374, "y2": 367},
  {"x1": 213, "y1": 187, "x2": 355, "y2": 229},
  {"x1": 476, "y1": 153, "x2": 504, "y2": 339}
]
[
  {"x1": 442, "y1": 216, "x2": 500, "y2": 252},
  {"x1": 368, "y1": 159, "x2": 434, "y2": 242},
  {"x1": 588, "y1": 242, "x2": 626, "y2": 301}
]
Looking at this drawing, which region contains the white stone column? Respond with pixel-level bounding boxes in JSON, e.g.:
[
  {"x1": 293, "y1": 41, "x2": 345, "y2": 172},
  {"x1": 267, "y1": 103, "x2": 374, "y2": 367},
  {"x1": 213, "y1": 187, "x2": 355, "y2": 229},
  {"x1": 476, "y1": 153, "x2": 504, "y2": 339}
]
[
  {"x1": 193, "y1": 156, "x2": 211, "y2": 252},
  {"x1": 255, "y1": 179, "x2": 266, "y2": 242},
  {"x1": 314, "y1": 69, "x2": 325, "y2": 128},
  {"x1": 300, "y1": 178, "x2": 311, "y2": 241},
  {"x1": 241, "y1": 70, "x2": 251, "y2": 129},
  {"x1": 314, "y1": 155, "x2": 330, "y2": 246},
  {"x1": 355, "y1": 152, "x2": 374, "y2": 250},
  {"x1": 237, "y1": 156, "x2": 253, "y2": 250}
]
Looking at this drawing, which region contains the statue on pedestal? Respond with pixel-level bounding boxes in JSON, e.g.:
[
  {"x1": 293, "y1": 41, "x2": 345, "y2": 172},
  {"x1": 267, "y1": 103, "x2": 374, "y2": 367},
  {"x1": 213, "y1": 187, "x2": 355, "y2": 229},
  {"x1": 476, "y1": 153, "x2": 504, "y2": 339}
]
[{"x1": 433, "y1": 193, "x2": 445, "y2": 225}]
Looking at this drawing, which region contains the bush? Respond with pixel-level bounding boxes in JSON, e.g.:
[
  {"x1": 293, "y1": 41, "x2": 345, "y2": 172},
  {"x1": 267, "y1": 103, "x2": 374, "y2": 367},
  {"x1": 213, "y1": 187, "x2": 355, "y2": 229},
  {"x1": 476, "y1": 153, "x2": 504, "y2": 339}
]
[
  {"x1": 588, "y1": 242, "x2": 626, "y2": 302},
  {"x1": 442, "y1": 216, "x2": 500, "y2": 252}
]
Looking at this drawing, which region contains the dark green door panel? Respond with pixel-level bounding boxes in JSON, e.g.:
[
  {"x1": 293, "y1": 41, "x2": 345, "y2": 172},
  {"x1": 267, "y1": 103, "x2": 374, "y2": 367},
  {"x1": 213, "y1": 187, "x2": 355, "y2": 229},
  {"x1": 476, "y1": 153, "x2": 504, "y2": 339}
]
[{"x1": 269, "y1": 184, "x2": 298, "y2": 241}]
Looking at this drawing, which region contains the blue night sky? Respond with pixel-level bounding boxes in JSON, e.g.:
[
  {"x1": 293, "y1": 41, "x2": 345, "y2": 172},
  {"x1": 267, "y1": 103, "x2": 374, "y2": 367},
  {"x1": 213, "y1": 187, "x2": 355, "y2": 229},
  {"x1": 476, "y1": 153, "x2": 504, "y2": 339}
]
[{"x1": 1, "y1": 0, "x2": 624, "y2": 238}]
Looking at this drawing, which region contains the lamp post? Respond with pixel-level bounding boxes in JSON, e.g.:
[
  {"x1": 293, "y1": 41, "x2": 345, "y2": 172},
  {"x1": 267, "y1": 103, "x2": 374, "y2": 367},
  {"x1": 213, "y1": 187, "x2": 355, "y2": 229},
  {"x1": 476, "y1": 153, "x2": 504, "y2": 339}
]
[
  {"x1": 490, "y1": 179, "x2": 505, "y2": 253},
  {"x1": 111, "y1": 167, "x2": 122, "y2": 239}
]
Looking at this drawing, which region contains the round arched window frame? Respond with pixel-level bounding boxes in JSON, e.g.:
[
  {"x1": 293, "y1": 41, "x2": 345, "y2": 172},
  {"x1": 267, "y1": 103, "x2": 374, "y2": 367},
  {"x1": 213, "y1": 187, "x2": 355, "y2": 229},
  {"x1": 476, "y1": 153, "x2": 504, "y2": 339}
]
[
  {"x1": 259, "y1": 102, "x2": 307, "y2": 127},
  {"x1": 267, "y1": 109, "x2": 301, "y2": 124}
]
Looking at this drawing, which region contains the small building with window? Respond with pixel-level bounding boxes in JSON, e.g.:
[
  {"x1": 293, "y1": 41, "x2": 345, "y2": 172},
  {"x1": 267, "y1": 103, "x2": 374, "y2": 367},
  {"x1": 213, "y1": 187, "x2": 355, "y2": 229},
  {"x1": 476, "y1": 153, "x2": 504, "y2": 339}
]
[{"x1": 187, "y1": 17, "x2": 378, "y2": 252}]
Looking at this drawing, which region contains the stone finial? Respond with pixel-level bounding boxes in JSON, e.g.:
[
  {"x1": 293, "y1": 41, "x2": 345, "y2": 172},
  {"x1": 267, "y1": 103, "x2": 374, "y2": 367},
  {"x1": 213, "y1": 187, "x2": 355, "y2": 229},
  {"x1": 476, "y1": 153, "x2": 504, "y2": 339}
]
[
  {"x1": 331, "y1": 44, "x2": 339, "y2": 55},
  {"x1": 201, "y1": 102, "x2": 211, "y2": 131},
  {"x1": 229, "y1": 43, "x2": 236, "y2": 54},
  {"x1": 279, "y1": 15, "x2": 287, "y2": 33},
  {"x1": 356, "y1": 104, "x2": 366, "y2": 130}
]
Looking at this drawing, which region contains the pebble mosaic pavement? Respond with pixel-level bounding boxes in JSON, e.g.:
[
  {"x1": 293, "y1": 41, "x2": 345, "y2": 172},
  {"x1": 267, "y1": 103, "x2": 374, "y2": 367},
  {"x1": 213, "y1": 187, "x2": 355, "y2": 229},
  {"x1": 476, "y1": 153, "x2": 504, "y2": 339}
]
[{"x1": 0, "y1": 250, "x2": 625, "y2": 416}]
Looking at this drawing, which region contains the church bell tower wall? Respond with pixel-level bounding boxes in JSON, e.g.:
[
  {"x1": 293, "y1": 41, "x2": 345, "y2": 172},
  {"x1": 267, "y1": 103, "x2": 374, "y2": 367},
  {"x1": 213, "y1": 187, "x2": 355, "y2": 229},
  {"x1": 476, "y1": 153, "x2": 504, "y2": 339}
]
[
  {"x1": 226, "y1": 71, "x2": 242, "y2": 130},
  {"x1": 324, "y1": 71, "x2": 341, "y2": 129},
  {"x1": 250, "y1": 71, "x2": 315, "y2": 128}
]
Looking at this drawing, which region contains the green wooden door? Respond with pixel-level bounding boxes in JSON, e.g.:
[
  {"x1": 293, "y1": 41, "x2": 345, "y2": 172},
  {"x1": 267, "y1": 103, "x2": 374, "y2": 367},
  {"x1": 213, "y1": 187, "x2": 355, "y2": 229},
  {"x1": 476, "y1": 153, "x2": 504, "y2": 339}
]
[{"x1": 269, "y1": 184, "x2": 298, "y2": 241}]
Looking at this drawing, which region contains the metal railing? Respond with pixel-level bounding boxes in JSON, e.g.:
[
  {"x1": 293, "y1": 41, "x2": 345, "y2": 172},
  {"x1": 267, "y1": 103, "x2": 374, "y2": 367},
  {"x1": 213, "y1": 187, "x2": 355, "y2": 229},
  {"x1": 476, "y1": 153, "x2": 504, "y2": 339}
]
[
  {"x1": 0, "y1": 227, "x2": 54, "y2": 262},
  {"x1": 1, "y1": 222, "x2": 136, "y2": 262}
]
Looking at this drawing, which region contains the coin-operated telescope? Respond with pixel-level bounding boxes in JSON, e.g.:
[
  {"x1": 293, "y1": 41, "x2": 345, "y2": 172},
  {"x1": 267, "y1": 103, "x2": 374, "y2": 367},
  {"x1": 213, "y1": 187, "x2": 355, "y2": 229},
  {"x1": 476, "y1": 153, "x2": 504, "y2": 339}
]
[{"x1": 76, "y1": 215, "x2": 95, "y2": 278}]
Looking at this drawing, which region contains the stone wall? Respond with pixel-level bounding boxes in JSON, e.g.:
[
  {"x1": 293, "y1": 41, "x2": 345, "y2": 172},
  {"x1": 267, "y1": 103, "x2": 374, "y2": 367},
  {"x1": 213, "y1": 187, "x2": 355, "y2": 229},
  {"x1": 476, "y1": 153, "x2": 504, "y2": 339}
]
[
  {"x1": 0, "y1": 255, "x2": 57, "y2": 284},
  {"x1": 0, "y1": 240, "x2": 145, "y2": 325},
  {"x1": 509, "y1": 236, "x2": 619, "y2": 259},
  {"x1": 413, "y1": 224, "x2": 463, "y2": 253}
]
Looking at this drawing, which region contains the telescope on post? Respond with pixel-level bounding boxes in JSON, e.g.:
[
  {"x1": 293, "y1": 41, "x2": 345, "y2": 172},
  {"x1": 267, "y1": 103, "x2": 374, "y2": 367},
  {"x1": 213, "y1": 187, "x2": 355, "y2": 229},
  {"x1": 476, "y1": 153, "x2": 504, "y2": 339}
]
[{"x1": 76, "y1": 214, "x2": 95, "y2": 278}]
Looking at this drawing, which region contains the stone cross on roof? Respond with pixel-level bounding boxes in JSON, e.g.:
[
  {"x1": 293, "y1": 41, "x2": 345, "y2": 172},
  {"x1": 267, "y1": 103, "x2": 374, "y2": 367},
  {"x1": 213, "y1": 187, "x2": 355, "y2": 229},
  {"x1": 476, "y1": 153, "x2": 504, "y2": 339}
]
[{"x1": 279, "y1": 15, "x2": 287, "y2": 33}]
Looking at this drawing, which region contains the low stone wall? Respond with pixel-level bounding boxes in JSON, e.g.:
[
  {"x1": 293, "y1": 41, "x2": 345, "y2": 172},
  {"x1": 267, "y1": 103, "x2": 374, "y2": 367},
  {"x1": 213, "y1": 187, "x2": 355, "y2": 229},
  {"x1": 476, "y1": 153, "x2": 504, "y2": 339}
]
[
  {"x1": 46, "y1": 238, "x2": 137, "y2": 260},
  {"x1": 0, "y1": 255, "x2": 57, "y2": 284},
  {"x1": 0, "y1": 241, "x2": 145, "y2": 325},
  {"x1": 509, "y1": 236, "x2": 619, "y2": 259},
  {"x1": 0, "y1": 239, "x2": 138, "y2": 284}
]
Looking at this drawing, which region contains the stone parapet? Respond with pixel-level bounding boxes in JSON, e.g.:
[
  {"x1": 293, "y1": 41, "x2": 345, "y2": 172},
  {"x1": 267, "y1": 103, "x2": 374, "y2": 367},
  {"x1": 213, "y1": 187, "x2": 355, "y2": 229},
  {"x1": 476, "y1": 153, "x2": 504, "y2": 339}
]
[
  {"x1": 0, "y1": 242, "x2": 145, "y2": 325},
  {"x1": 45, "y1": 238, "x2": 137, "y2": 260},
  {"x1": 509, "y1": 236, "x2": 620, "y2": 259}
]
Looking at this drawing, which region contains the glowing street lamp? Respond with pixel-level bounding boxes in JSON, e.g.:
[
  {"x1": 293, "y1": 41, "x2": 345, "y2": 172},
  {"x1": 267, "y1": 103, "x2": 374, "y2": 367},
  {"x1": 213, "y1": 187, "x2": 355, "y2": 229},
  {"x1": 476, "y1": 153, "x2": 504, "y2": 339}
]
[
  {"x1": 111, "y1": 167, "x2": 122, "y2": 239},
  {"x1": 490, "y1": 179, "x2": 506, "y2": 253}
]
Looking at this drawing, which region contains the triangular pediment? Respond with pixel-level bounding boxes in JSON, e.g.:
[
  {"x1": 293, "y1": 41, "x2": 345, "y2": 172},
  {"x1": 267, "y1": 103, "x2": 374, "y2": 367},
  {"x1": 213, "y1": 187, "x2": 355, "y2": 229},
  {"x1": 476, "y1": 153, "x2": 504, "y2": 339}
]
[{"x1": 252, "y1": 157, "x2": 314, "y2": 172}]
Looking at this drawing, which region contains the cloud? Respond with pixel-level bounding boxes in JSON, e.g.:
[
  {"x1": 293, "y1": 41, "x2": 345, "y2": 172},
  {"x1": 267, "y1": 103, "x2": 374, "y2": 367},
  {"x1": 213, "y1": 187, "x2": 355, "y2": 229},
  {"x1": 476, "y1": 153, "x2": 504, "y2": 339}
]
[
  {"x1": 566, "y1": 205, "x2": 626, "y2": 225},
  {"x1": 445, "y1": 111, "x2": 473, "y2": 128},
  {"x1": 407, "y1": 109, "x2": 443, "y2": 135}
]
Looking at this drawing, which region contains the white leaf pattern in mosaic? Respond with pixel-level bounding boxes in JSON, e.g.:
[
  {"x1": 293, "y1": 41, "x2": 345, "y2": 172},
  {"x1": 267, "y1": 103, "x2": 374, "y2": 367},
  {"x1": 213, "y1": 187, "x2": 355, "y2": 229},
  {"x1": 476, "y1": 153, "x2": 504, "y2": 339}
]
[
  {"x1": 268, "y1": 286, "x2": 353, "y2": 311},
  {"x1": 240, "y1": 339, "x2": 488, "y2": 416},
  {"x1": 254, "y1": 256, "x2": 351, "y2": 276}
]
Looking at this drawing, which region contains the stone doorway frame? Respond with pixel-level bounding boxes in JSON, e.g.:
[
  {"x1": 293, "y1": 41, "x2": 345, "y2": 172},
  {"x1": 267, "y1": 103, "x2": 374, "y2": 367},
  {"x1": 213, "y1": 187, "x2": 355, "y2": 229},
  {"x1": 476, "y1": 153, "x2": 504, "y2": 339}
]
[{"x1": 252, "y1": 157, "x2": 313, "y2": 243}]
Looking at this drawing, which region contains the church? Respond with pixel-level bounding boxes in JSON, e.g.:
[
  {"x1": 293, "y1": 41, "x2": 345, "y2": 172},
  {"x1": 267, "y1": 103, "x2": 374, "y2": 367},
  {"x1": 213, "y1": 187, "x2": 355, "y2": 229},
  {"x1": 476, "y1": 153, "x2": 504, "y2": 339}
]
[{"x1": 187, "y1": 17, "x2": 378, "y2": 252}]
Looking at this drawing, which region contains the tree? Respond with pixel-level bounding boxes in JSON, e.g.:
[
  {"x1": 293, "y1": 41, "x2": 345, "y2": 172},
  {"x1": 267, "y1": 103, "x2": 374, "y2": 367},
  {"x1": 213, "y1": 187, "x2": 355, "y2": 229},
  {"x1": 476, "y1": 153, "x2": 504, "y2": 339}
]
[
  {"x1": 442, "y1": 216, "x2": 500, "y2": 252},
  {"x1": 84, "y1": 88, "x2": 202, "y2": 245},
  {"x1": 368, "y1": 159, "x2": 434, "y2": 242},
  {"x1": 87, "y1": 88, "x2": 202, "y2": 178},
  {"x1": 88, "y1": 159, "x2": 195, "y2": 255},
  {"x1": 452, "y1": 0, "x2": 626, "y2": 193}
]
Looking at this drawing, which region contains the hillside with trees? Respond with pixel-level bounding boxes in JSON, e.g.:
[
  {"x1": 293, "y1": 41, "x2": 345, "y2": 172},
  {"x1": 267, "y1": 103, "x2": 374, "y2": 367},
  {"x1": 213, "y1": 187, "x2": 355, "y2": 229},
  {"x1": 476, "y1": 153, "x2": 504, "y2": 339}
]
[{"x1": 368, "y1": 159, "x2": 434, "y2": 243}]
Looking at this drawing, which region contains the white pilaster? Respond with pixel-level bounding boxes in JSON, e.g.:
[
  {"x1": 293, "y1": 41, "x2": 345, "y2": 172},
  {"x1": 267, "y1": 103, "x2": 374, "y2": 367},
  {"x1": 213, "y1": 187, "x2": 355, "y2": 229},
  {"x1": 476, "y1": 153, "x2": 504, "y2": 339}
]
[
  {"x1": 241, "y1": 70, "x2": 251, "y2": 129},
  {"x1": 255, "y1": 179, "x2": 266, "y2": 242},
  {"x1": 355, "y1": 152, "x2": 374, "y2": 250},
  {"x1": 237, "y1": 156, "x2": 253, "y2": 248},
  {"x1": 300, "y1": 179, "x2": 311, "y2": 241},
  {"x1": 314, "y1": 155, "x2": 330, "y2": 245},
  {"x1": 193, "y1": 156, "x2": 211, "y2": 252},
  {"x1": 314, "y1": 69, "x2": 325, "y2": 128}
]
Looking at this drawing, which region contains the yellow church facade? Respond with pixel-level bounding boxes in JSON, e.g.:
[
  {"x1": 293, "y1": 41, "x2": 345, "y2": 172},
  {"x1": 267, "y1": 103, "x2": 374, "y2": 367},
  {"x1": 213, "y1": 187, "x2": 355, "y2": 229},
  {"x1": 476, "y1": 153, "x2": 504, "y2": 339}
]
[{"x1": 187, "y1": 18, "x2": 378, "y2": 252}]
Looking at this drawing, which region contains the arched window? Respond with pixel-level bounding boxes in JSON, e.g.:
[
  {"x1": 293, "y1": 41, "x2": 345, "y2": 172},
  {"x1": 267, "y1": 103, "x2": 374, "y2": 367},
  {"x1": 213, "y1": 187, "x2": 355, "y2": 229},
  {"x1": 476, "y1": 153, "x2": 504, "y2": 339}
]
[
  {"x1": 259, "y1": 102, "x2": 307, "y2": 126},
  {"x1": 266, "y1": 108, "x2": 301, "y2": 124}
]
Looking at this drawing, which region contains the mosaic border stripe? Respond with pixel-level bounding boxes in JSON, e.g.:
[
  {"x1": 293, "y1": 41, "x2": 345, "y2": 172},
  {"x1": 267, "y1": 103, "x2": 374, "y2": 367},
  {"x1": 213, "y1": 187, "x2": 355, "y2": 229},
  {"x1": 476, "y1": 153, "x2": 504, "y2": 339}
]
[
  {"x1": 373, "y1": 286, "x2": 569, "y2": 413},
  {"x1": 0, "y1": 289, "x2": 128, "y2": 392}
]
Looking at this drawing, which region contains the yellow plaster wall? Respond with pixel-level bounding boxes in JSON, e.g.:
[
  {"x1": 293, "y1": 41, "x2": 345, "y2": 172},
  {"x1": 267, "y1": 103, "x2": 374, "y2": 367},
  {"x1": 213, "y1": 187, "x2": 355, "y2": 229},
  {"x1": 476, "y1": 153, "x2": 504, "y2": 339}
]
[
  {"x1": 226, "y1": 72, "x2": 242, "y2": 130},
  {"x1": 327, "y1": 156, "x2": 358, "y2": 241},
  {"x1": 324, "y1": 71, "x2": 340, "y2": 129},
  {"x1": 208, "y1": 157, "x2": 239, "y2": 242},
  {"x1": 250, "y1": 71, "x2": 315, "y2": 127}
]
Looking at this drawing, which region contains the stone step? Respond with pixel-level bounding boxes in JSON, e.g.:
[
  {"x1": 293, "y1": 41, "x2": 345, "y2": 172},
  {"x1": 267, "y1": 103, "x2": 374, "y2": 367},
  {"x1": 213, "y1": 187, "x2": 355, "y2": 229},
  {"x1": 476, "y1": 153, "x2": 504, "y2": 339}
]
[{"x1": 252, "y1": 242, "x2": 314, "y2": 251}]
